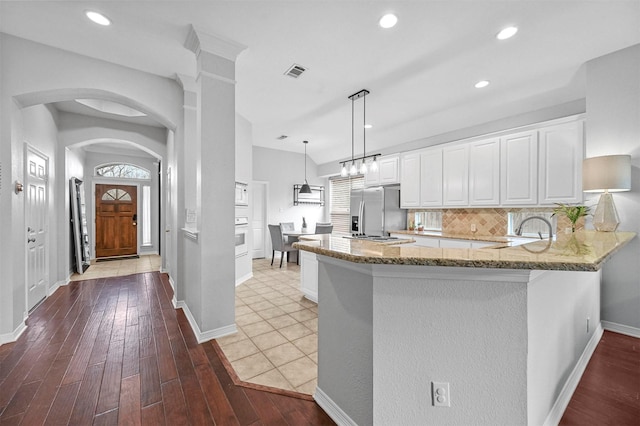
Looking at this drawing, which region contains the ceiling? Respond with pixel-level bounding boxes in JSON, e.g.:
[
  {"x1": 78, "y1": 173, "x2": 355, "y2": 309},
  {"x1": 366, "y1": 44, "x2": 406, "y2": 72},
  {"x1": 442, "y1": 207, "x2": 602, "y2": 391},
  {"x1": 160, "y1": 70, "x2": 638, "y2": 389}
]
[{"x1": 1, "y1": 1, "x2": 639, "y2": 166}]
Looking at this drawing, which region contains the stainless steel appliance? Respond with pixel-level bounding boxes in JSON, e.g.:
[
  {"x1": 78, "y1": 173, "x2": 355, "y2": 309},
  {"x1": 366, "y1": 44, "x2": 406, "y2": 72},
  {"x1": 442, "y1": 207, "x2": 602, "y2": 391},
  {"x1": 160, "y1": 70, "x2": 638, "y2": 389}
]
[{"x1": 349, "y1": 186, "x2": 406, "y2": 237}]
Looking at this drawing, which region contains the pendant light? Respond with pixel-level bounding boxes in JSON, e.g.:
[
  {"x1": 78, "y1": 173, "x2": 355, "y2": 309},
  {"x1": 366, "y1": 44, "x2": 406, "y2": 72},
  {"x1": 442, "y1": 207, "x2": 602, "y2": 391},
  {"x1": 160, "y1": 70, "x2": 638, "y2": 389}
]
[
  {"x1": 338, "y1": 89, "x2": 380, "y2": 175},
  {"x1": 359, "y1": 91, "x2": 368, "y2": 174},
  {"x1": 299, "y1": 140, "x2": 312, "y2": 194}
]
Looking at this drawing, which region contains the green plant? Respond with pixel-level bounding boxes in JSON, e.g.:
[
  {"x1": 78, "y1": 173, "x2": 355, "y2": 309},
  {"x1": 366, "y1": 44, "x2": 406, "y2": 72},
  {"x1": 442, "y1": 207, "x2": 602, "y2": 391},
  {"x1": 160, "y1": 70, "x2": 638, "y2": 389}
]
[{"x1": 552, "y1": 203, "x2": 590, "y2": 232}]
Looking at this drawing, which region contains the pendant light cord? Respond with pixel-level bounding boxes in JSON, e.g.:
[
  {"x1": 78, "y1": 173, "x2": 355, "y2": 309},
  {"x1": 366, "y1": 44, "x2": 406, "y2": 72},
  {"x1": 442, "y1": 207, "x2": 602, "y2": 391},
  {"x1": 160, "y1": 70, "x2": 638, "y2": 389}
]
[
  {"x1": 351, "y1": 98, "x2": 355, "y2": 165},
  {"x1": 363, "y1": 92, "x2": 366, "y2": 159},
  {"x1": 304, "y1": 141, "x2": 307, "y2": 182}
]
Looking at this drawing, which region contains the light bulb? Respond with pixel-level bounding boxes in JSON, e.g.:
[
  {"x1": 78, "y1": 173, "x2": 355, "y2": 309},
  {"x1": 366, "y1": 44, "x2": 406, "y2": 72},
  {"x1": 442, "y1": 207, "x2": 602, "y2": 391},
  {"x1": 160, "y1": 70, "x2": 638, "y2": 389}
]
[
  {"x1": 350, "y1": 162, "x2": 358, "y2": 176},
  {"x1": 360, "y1": 161, "x2": 368, "y2": 174},
  {"x1": 370, "y1": 158, "x2": 378, "y2": 172},
  {"x1": 340, "y1": 164, "x2": 348, "y2": 177}
]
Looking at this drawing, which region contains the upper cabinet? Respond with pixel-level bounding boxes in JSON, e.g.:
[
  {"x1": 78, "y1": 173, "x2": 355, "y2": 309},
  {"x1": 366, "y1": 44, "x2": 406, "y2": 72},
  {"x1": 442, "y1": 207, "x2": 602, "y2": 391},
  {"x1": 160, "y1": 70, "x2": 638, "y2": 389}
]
[
  {"x1": 443, "y1": 145, "x2": 469, "y2": 206},
  {"x1": 420, "y1": 148, "x2": 443, "y2": 207},
  {"x1": 538, "y1": 121, "x2": 584, "y2": 205},
  {"x1": 400, "y1": 152, "x2": 421, "y2": 207},
  {"x1": 469, "y1": 138, "x2": 500, "y2": 206},
  {"x1": 364, "y1": 154, "x2": 400, "y2": 186},
  {"x1": 398, "y1": 115, "x2": 584, "y2": 209},
  {"x1": 500, "y1": 131, "x2": 538, "y2": 205}
]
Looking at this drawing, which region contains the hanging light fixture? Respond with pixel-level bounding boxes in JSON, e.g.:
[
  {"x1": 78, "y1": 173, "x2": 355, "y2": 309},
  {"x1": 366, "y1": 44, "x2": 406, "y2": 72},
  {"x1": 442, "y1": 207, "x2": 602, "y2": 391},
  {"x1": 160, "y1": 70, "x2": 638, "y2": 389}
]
[
  {"x1": 299, "y1": 140, "x2": 312, "y2": 194},
  {"x1": 340, "y1": 89, "x2": 380, "y2": 176}
]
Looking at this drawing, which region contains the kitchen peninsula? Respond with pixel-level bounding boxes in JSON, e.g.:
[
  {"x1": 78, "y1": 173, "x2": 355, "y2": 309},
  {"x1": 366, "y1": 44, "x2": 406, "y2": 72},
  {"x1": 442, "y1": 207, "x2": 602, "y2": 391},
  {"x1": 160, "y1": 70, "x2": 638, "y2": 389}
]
[{"x1": 294, "y1": 231, "x2": 635, "y2": 426}]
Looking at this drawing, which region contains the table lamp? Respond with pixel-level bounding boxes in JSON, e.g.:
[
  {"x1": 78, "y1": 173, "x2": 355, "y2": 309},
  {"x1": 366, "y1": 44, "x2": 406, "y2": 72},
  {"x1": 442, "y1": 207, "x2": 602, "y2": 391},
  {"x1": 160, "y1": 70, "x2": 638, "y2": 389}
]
[{"x1": 582, "y1": 154, "x2": 631, "y2": 231}]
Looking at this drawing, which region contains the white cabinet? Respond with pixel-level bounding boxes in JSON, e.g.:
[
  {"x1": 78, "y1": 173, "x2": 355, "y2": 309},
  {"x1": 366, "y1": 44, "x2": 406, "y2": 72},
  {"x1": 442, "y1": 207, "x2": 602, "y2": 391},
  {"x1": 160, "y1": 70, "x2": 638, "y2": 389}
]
[
  {"x1": 364, "y1": 154, "x2": 400, "y2": 186},
  {"x1": 500, "y1": 131, "x2": 538, "y2": 205},
  {"x1": 469, "y1": 138, "x2": 500, "y2": 206},
  {"x1": 400, "y1": 152, "x2": 421, "y2": 208},
  {"x1": 379, "y1": 154, "x2": 400, "y2": 185},
  {"x1": 420, "y1": 148, "x2": 443, "y2": 207},
  {"x1": 443, "y1": 145, "x2": 469, "y2": 206},
  {"x1": 439, "y1": 239, "x2": 472, "y2": 249},
  {"x1": 538, "y1": 121, "x2": 584, "y2": 204},
  {"x1": 300, "y1": 250, "x2": 318, "y2": 303}
]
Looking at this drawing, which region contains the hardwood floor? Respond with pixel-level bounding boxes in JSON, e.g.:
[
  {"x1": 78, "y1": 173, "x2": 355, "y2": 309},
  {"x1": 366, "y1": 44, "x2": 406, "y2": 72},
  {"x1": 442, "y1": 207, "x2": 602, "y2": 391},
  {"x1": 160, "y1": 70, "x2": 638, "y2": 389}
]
[
  {"x1": 0, "y1": 272, "x2": 334, "y2": 425},
  {"x1": 560, "y1": 330, "x2": 640, "y2": 425}
]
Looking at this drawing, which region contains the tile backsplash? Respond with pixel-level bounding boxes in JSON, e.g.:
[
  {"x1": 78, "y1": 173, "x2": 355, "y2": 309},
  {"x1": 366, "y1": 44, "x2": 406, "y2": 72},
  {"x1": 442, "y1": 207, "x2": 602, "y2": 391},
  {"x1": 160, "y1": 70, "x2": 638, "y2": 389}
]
[{"x1": 408, "y1": 207, "x2": 581, "y2": 237}]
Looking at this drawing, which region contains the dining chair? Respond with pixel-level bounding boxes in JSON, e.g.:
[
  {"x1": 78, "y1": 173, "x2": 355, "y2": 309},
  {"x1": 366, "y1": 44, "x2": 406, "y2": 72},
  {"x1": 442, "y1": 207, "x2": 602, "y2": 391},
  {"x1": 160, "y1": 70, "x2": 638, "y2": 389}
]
[
  {"x1": 268, "y1": 224, "x2": 298, "y2": 268},
  {"x1": 314, "y1": 222, "x2": 333, "y2": 234},
  {"x1": 279, "y1": 221, "x2": 296, "y2": 243}
]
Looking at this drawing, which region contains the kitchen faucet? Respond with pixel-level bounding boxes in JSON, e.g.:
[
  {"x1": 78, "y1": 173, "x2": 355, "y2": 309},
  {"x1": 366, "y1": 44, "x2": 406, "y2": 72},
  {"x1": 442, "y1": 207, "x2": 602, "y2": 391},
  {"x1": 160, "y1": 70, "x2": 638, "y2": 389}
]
[{"x1": 515, "y1": 216, "x2": 553, "y2": 240}]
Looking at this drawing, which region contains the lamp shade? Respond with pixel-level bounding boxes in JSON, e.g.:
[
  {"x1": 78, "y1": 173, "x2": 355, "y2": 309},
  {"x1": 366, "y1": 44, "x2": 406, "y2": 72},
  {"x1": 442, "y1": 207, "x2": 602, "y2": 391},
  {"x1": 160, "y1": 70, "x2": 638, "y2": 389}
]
[{"x1": 583, "y1": 155, "x2": 631, "y2": 193}]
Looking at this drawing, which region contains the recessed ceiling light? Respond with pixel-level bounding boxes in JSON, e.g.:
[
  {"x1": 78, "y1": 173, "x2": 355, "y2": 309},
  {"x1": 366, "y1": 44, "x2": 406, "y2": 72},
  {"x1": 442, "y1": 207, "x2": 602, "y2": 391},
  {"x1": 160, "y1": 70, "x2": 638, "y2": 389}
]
[
  {"x1": 379, "y1": 13, "x2": 398, "y2": 29},
  {"x1": 475, "y1": 80, "x2": 490, "y2": 89},
  {"x1": 496, "y1": 26, "x2": 518, "y2": 40},
  {"x1": 85, "y1": 10, "x2": 111, "y2": 26},
  {"x1": 364, "y1": 124, "x2": 373, "y2": 129}
]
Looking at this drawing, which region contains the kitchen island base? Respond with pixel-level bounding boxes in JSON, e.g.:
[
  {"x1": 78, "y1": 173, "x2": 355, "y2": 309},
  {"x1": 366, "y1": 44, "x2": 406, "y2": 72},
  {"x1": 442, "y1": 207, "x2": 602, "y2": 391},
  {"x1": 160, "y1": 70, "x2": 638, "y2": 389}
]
[{"x1": 314, "y1": 255, "x2": 602, "y2": 426}]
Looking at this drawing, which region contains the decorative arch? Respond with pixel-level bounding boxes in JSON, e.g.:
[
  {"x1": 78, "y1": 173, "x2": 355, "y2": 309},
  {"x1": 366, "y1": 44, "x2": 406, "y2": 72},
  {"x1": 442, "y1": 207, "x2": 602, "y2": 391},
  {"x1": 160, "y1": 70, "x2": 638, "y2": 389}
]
[{"x1": 13, "y1": 88, "x2": 177, "y2": 131}]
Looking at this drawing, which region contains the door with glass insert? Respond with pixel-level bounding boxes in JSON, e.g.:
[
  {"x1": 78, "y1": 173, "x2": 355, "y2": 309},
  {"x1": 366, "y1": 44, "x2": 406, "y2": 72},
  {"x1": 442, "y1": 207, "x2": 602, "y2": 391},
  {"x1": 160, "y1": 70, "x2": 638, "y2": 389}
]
[{"x1": 95, "y1": 184, "x2": 138, "y2": 258}]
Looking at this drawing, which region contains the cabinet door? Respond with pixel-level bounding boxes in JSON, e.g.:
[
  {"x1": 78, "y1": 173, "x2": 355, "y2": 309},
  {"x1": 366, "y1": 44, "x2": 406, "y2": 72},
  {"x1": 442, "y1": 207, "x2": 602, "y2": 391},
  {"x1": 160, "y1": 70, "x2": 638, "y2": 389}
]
[
  {"x1": 469, "y1": 138, "x2": 500, "y2": 206},
  {"x1": 500, "y1": 131, "x2": 538, "y2": 205},
  {"x1": 364, "y1": 163, "x2": 380, "y2": 186},
  {"x1": 413, "y1": 235, "x2": 440, "y2": 248},
  {"x1": 379, "y1": 154, "x2": 400, "y2": 184},
  {"x1": 439, "y1": 239, "x2": 471, "y2": 249},
  {"x1": 300, "y1": 250, "x2": 318, "y2": 303},
  {"x1": 443, "y1": 145, "x2": 469, "y2": 206},
  {"x1": 538, "y1": 121, "x2": 584, "y2": 204},
  {"x1": 420, "y1": 148, "x2": 443, "y2": 207},
  {"x1": 400, "y1": 152, "x2": 421, "y2": 208}
]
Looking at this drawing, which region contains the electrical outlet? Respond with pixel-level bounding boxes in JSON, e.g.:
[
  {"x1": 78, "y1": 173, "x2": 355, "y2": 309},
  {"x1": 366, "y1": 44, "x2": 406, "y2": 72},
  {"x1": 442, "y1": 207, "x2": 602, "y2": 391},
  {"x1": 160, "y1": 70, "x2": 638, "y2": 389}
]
[
  {"x1": 471, "y1": 223, "x2": 477, "y2": 232},
  {"x1": 432, "y1": 382, "x2": 450, "y2": 407}
]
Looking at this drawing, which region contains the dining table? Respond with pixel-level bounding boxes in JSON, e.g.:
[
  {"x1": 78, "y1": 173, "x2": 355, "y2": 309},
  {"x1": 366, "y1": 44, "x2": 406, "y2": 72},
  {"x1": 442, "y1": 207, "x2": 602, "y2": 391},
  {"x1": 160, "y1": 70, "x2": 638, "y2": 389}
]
[{"x1": 282, "y1": 230, "x2": 315, "y2": 263}]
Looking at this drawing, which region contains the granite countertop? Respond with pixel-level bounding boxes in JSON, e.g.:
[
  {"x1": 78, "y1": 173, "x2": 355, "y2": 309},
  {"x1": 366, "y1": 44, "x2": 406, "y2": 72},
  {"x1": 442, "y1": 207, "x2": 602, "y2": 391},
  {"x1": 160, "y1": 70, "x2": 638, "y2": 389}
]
[
  {"x1": 294, "y1": 231, "x2": 636, "y2": 272},
  {"x1": 389, "y1": 229, "x2": 523, "y2": 244}
]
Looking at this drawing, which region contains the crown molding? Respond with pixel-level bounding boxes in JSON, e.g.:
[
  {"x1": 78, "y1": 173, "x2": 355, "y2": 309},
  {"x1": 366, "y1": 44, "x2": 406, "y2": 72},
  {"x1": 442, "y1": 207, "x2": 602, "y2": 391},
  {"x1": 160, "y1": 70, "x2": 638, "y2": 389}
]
[{"x1": 185, "y1": 25, "x2": 247, "y2": 62}]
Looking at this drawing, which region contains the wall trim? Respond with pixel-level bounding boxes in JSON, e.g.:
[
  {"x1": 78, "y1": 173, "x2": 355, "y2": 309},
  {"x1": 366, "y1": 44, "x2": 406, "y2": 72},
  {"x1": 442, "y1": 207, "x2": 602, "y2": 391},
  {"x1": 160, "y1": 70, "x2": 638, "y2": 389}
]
[
  {"x1": 0, "y1": 321, "x2": 27, "y2": 345},
  {"x1": 314, "y1": 387, "x2": 358, "y2": 426},
  {"x1": 235, "y1": 271, "x2": 253, "y2": 287},
  {"x1": 176, "y1": 301, "x2": 237, "y2": 344},
  {"x1": 602, "y1": 321, "x2": 640, "y2": 338},
  {"x1": 47, "y1": 277, "x2": 70, "y2": 296},
  {"x1": 543, "y1": 322, "x2": 604, "y2": 426}
]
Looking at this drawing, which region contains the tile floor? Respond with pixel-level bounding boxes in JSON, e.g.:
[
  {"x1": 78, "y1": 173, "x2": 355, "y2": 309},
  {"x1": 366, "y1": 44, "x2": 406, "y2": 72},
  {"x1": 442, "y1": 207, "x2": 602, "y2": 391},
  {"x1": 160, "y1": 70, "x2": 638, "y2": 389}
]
[
  {"x1": 70, "y1": 254, "x2": 162, "y2": 281},
  {"x1": 216, "y1": 258, "x2": 318, "y2": 395}
]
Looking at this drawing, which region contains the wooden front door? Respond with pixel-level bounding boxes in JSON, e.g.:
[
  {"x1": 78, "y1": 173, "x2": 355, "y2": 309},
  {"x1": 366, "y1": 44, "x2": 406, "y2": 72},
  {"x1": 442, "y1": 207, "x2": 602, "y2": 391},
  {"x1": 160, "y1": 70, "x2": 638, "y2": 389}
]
[{"x1": 96, "y1": 184, "x2": 138, "y2": 258}]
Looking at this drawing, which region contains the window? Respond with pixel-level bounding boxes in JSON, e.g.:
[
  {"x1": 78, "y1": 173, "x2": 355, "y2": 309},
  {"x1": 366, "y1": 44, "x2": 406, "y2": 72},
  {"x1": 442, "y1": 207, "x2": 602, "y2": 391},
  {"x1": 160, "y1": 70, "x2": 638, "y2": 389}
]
[
  {"x1": 101, "y1": 188, "x2": 131, "y2": 201},
  {"x1": 142, "y1": 185, "x2": 152, "y2": 246},
  {"x1": 329, "y1": 176, "x2": 364, "y2": 234},
  {"x1": 413, "y1": 211, "x2": 442, "y2": 231},
  {"x1": 95, "y1": 163, "x2": 150, "y2": 179},
  {"x1": 507, "y1": 211, "x2": 556, "y2": 237}
]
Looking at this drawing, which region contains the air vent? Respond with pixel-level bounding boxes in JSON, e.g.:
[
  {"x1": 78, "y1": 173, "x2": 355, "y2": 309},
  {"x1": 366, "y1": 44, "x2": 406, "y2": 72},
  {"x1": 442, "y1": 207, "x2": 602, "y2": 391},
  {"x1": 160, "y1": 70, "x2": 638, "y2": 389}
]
[
  {"x1": 284, "y1": 64, "x2": 307, "y2": 79},
  {"x1": 276, "y1": 135, "x2": 288, "y2": 140}
]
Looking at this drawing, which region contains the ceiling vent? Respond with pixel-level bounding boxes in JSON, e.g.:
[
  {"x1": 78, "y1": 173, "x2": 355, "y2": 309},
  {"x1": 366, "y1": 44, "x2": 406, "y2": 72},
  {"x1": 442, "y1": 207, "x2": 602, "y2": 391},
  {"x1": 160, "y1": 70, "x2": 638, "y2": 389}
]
[
  {"x1": 276, "y1": 135, "x2": 288, "y2": 140},
  {"x1": 284, "y1": 64, "x2": 307, "y2": 79}
]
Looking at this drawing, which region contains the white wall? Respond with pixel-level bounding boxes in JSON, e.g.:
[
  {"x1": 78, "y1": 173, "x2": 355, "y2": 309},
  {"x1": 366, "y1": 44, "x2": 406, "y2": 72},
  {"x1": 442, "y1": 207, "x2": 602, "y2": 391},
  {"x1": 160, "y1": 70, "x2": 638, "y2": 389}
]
[
  {"x1": 253, "y1": 146, "x2": 328, "y2": 238},
  {"x1": 586, "y1": 44, "x2": 640, "y2": 333}
]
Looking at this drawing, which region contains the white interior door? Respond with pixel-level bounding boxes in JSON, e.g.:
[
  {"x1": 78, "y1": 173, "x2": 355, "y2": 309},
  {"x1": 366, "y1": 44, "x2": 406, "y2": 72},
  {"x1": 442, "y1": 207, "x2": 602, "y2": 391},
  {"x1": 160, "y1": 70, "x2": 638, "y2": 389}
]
[
  {"x1": 26, "y1": 145, "x2": 49, "y2": 311},
  {"x1": 252, "y1": 181, "x2": 267, "y2": 258}
]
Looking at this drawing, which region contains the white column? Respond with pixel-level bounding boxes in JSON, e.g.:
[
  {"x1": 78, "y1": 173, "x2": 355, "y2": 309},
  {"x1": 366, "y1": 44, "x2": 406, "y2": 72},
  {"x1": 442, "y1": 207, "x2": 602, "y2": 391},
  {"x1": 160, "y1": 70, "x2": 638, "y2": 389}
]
[{"x1": 184, "y1": 26, "x2": 246, "y2": 338}]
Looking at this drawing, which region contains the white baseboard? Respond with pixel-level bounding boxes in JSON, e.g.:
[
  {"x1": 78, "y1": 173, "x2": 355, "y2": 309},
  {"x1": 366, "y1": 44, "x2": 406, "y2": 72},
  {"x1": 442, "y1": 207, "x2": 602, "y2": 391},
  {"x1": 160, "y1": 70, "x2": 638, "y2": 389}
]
[
  {"x1": 0, "y1": 320, "x2": 27, "y2": 345},
  {"x1": 602, "y1": 321, "x2": 640, "y2": 338},
  {"x1": 543, "y1": 322, "x2": 604, "y2": 426},
  {"x1": 314, "y1": 387, "x2": 358, "y2": 426},
  {"x1": 168, "y1": 275, "x2": 176, "y2": 292},
  {"x1": 235, "y1": 271, "x2": 253, "y2": 286},
  {"x1": 47, "y1": 277, "x2": 70, "y2": 297},
  {"x1": 176, "y1": 301, "x2": 237, "y2": 343}
]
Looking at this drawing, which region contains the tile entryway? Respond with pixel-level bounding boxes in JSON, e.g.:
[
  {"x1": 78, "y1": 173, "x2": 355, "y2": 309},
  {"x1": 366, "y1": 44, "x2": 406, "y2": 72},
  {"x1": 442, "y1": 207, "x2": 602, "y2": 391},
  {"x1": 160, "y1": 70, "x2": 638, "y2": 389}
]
[
  {"x1": 70, "y1": 254, "x2": 162, "y2": 281},
  {"x1": 216, "y1": 258, "x2": 318, "y2": 395}
]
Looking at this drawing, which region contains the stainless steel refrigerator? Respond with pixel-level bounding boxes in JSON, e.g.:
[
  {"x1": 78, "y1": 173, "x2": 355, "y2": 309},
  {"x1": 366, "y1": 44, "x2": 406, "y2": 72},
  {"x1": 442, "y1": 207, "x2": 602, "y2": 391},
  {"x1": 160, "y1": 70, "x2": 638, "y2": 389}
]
[{"x1": 349, "y1": 186, "x2": 407, "y2": 237}]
